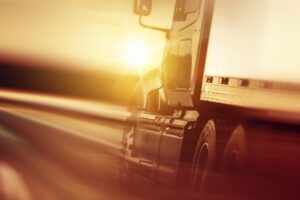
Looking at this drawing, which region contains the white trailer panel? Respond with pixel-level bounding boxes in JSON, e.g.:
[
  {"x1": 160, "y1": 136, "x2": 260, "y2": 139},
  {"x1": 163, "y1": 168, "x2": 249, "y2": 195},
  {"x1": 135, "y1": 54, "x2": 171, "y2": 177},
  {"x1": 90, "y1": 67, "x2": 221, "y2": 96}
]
[{"x1": 204, "y1": 0, "x2": 300, "y2": 84}]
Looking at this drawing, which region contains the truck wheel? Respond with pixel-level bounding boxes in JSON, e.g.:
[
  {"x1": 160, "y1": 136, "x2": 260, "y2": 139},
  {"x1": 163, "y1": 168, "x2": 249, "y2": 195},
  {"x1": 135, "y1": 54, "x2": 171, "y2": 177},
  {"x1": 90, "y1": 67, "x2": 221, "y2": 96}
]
[
  {"x1": 221, "y1": 125, "x2": 246, "y2": 174},
  {"x1": 220, "y1": 125, "x2": 246, "y2": 196},
  {"x1": 190, "y1": 120, "x2": 216, "y2": 193}
]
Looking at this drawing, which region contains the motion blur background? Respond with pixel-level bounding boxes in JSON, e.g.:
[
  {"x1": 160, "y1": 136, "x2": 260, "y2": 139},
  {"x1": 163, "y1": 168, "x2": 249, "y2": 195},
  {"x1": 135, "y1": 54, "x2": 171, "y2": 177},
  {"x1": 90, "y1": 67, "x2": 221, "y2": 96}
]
[
  {"x1": 1, "y1": 1, "x2": 300, "y2": 200},
  {"x1": 0, "y1": 0, "x2": 173, "y2": 104}
]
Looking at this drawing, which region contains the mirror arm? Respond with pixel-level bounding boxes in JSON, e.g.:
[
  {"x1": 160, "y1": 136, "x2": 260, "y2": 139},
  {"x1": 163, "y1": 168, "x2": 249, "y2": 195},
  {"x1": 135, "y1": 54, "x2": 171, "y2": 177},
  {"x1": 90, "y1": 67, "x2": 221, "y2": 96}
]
[{"x1": 139, "y1": 15, "x2": 170, "y2": 36}]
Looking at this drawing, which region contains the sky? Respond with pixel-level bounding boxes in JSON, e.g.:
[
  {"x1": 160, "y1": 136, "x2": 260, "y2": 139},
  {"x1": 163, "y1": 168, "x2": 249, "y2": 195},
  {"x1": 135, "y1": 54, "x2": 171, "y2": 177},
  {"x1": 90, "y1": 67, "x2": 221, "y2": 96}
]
[{"x1": 0, "y1": 0, "x2": 174, "y2": 74}]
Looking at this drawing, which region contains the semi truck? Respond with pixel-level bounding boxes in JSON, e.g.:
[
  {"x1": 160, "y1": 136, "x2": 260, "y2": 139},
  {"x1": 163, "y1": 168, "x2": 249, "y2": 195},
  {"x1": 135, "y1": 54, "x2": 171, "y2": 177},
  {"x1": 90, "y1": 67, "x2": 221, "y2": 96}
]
[{"x1": 120, "y1": 0, "x2": 300, "y2": 198}]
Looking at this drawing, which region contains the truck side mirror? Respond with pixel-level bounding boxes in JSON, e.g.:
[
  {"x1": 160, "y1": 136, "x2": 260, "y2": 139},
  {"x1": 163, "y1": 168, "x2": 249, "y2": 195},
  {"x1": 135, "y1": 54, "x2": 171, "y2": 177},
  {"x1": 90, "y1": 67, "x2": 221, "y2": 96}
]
[
  {"x1": 132, "y1": 0, "x2": 171, "y2": 34},
  {"x1": 133, "y1": 0, "x2": 152, "y2": 16}
]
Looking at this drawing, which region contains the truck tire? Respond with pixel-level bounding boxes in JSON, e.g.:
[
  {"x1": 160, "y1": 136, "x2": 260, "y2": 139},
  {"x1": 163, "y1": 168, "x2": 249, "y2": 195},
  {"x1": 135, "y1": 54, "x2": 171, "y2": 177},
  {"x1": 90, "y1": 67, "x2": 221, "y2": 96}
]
[
  {"x1": 190, "y1": 120, "x2": 216, "y2": 193},
  {"x1": 219, "y1": 125, "x2": 246, "y2": 197},
  {"x1": 221, "y1": 125, "x2": 246, "y2": 174}
]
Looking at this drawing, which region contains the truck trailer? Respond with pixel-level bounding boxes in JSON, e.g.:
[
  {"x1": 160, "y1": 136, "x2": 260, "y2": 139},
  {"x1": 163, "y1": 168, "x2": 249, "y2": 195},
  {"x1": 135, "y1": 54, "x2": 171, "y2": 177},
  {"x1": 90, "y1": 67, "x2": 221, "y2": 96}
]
[{"x1": 120, "y1": 0, "x2": 300, "y2": 199}]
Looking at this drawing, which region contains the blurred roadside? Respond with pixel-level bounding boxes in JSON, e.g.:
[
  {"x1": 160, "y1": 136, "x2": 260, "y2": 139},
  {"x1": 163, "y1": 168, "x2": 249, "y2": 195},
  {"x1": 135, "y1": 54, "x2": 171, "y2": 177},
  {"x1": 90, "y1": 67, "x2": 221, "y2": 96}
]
[{"x1": 0, "y1": 58, "x2": 138, "y2": 106}]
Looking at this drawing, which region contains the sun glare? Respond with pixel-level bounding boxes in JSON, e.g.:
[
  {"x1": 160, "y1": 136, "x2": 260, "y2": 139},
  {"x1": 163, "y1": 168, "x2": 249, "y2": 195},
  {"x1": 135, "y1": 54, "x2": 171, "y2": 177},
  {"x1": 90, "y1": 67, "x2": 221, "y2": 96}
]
[{"x1": 122, "y1": 39, "x2": 149, "y2": 69}]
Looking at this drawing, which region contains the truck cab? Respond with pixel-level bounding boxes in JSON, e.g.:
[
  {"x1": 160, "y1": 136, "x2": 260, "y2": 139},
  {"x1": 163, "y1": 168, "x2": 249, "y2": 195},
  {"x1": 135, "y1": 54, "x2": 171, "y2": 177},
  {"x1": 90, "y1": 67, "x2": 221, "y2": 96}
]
[
  {"x1": 134, "y1": 0, "x2": 212, "y2": 110},
  {"x1": 122, "y1": 0, "x2": 214, "y2": 188}
]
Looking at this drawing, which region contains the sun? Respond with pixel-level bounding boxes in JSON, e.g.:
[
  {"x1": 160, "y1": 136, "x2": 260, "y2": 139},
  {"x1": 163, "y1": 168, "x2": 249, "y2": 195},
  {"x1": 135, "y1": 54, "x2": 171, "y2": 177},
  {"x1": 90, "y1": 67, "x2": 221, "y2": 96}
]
[{"x1": 122, "y1": 39, "x2": 149, "y2": 70}]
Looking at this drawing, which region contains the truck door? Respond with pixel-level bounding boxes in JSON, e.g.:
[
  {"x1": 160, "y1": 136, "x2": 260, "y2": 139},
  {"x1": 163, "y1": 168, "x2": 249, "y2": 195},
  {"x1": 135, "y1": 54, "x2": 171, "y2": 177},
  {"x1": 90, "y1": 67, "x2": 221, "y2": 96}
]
[{"x1": 163, "y1": 0, "x2": 205, "y2": 107}]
